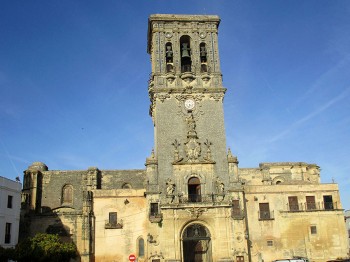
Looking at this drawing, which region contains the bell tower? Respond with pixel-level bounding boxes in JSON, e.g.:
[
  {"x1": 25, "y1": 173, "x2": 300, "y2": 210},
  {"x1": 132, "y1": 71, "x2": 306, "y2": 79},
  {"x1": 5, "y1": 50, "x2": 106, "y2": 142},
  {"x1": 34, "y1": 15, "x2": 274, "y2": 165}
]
[{"x1": 147, "y1": 14, "x2": 230, "y2": 195}]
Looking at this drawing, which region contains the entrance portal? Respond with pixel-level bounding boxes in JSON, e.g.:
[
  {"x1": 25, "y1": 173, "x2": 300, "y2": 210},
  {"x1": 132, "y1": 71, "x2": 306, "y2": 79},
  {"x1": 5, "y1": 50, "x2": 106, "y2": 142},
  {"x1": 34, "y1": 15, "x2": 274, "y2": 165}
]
[{"x1": 182, "y1": 224, "x2": 212, "y2": 262}]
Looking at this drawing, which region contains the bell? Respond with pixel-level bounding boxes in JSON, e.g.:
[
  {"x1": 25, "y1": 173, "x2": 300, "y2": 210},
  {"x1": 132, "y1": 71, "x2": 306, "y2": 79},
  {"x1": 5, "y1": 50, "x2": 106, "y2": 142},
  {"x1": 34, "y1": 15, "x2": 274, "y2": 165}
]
[
  {"x1": 181, "y1": 43, "x2": 191, "y2": 58},
  {"x1": 200, "y1": 46, "x2": 207, "y2": 57},
  {"x1": 166, "y1": 45, "x2": 173, "y2": 58}
]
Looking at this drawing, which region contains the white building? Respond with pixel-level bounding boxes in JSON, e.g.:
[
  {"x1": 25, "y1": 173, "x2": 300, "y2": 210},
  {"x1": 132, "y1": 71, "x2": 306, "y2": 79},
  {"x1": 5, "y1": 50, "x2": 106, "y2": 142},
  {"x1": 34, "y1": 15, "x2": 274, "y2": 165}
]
[{"x1": 0, "y1": 176, "x2": 21, "y2": 248}]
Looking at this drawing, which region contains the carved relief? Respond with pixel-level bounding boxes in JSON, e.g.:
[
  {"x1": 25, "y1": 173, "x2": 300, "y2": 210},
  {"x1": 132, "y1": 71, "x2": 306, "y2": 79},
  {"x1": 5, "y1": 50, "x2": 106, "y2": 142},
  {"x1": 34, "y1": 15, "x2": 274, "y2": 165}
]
[
  {"x1": 210, "y1": 93, "x2": 224, "y2": 102},
  {"x1": 186, "y1": 207, "x2": 207, "y2": 218},
  {"x1": 184, "y1": 114, "x2": 201, "y2": 162},
  {"x1": 203, "y1": 139, "x2": 213, "y2": 161},
  {"x1": 172, "y1": 139, "x2": 182, "y2": 161},
  {"x1": 154, "y1": 93, "x2": 170, "y2": 102},
  {"x1": 166, "y1": 178, "x2": 175, "y2": 195}
]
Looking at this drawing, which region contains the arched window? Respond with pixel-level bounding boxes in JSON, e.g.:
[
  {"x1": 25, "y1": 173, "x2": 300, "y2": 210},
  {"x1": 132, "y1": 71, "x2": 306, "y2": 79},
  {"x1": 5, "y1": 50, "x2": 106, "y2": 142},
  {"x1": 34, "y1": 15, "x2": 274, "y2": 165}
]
[
  {"x1": 188, "y1": 177, "x2": 201, "y2": 202},
  {"x1": 62, "y1": 185, "x2": 73, "y2": 204},
  {"x1": 180, "y1": 35, "x2": 192, "y2": 73},
  {"x1": 138, "y1": 237, "x2": 145, "y2": 257}
]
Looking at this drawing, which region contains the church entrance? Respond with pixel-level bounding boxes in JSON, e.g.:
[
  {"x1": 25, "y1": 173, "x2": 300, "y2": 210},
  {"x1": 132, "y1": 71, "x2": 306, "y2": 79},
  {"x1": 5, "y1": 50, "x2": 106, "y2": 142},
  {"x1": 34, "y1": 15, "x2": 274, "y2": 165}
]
[{"x1": 182, "y1": 224, "x2": 212, "y2": 262}]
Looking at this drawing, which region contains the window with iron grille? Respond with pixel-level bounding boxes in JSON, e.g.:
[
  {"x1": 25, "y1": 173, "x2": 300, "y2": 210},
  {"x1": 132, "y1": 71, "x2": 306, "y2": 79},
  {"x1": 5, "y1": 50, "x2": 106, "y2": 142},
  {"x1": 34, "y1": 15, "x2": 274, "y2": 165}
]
[
  {"x1": 306, "y1": 196, "x2": 316, "y2": 210},
  {"x1": 288, "y1": 196, "x2": 299, "y2": 211},
  {"x1": 259, "y1": 203, "x2": 271, "y2": 219},
  {"x1": 323, "y1": 195, "x2": 333, "y2": 210},
  {"x1": 267, "y1": 240, "x2": 274, "y2": 246}
]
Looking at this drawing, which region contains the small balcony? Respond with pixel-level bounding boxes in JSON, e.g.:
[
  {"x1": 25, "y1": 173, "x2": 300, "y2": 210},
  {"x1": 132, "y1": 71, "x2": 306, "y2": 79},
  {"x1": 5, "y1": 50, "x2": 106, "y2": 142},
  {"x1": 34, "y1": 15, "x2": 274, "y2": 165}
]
[
  {"x1": 231, "y1": 209, "x2": 245, "y2": 220},
  {"x1": 258, "y1": 210, "x2": 274, "y2": 221},
  {"x1": 149, "y1": 212, "x2": 163, "y2": 223},
  {"x1": 180, "y1": 194, "x2": 226, "y2": 204},
  {"x1": 105, "y1": 220, "x2": 123, "y2": 229}
]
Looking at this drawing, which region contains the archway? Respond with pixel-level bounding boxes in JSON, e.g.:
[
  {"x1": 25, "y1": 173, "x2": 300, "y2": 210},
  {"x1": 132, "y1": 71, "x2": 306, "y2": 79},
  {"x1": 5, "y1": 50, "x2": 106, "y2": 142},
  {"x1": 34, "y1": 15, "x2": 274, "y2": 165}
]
[{"x1": 182, "y1": 223, "x2": 212, "y2": 262}]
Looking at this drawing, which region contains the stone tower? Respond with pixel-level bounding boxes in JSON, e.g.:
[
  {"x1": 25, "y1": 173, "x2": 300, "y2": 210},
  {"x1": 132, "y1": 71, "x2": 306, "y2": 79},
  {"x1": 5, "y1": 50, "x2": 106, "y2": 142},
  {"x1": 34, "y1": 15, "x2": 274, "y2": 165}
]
[
  {"x1": 145, "y1": 14, "x2": 243, "y2": 262},
  {"x1": 146, "y1": 14, "x2": 233, "y2": 197}
]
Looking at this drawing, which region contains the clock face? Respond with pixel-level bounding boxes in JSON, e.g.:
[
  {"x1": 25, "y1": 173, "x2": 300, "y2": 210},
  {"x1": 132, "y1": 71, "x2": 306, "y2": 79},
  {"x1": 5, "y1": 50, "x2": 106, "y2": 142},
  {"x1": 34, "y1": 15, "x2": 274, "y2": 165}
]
[{"x1": 184, "y1": 99, "x2": 195, "y2": 110}]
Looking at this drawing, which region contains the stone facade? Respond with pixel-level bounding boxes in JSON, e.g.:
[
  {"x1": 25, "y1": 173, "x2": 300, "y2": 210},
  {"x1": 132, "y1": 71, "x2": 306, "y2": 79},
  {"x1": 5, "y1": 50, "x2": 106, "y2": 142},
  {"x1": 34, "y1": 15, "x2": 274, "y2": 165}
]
[{"x1": 20, "y1": 14, "x2": 349, "y2": 262}]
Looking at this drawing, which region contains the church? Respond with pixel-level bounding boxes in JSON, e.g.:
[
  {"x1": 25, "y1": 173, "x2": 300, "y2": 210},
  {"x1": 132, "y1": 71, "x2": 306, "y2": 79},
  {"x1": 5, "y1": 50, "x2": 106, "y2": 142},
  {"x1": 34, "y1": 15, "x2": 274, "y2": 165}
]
[{"x1": 20, "y1": 14, "x2": 348, "y2": 262}]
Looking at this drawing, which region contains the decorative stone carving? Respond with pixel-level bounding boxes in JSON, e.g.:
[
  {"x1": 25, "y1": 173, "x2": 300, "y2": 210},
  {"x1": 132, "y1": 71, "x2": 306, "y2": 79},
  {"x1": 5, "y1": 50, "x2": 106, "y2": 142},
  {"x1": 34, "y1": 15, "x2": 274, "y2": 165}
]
[
  {"x1": 210, "y1": 93, "x2": 224, "y2": 101},
  {"x1": 215, "y1": 177, "x2": 225, "y2": 194},
  {"x1": 184, "y1": 114, "x2": 201, "y2": 162},
  {"x1": 203, "y1": 139, "x2": 213, "y2": 161},
  {"x1": 172, "y1": 139, "x2": 182, "y2": 161},
  {"x1": 155, "y1": 93, "x2": 170, "y2": 102},
  {"x1": 149, "y1": 251, "x2": 164, "y2": 260},
  {"x1": 166, "y1": 178, "x2": 175, "y2": 195},
  {"x1": 147, "y1": 233, "x2": 159, "y2": 245},
  {"x1": 186, "y1": 207, "x2": 207, "y2": 218}
]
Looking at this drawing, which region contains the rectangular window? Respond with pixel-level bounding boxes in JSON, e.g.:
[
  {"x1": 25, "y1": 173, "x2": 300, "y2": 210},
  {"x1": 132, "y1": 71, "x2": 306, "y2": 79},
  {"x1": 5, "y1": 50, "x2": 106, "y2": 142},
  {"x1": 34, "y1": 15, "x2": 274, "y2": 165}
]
[
  {"x1": 5, "y1": 223, "x2": 11, "y2": 244},
  {"x1": 323, "y1": 195, "x2": 333, "y2": 210},
  {"x1": 310, "y1": 225, "x2": 317, "y2": 234},
  {"x1": 259, "y1": 203, "x2": 271, "y2": 219},
  {"x1": 7, "y1": 195, "x2": 13, "y2": 209},
  {"x1": 288, "y1": 196, "x2": 299, "y2": 211},
  {"x1": 267, "y1": 240, "x2": 274, "y2": 246},
  {"x1": 306, "y1": 196, "x2": 316, "y2": 210},
  {"x1": 109, "y1": 212, "x2": 117, "y2": 225},
  {"x1": 150, "y1": 203, "x2": 159, "y2": 216}
]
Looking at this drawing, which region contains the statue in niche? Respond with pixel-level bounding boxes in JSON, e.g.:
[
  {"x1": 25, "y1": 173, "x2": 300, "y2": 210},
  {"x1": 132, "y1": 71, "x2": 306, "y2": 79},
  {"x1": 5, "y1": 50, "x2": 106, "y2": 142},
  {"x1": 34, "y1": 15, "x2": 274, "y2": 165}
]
[
  {"x1": 166, "y1": 178, "x2": 175, "y2": 195},
  {"x1": 185, "y1": 114, "x2": 201, "y2": 162},
  {"x1": 203, "y1": 139, "x2": 212, "y2": 161},
  {"x1": 172, "y1": 139, "x2": 182, "y2": 161},
  {"x1": 216, "y1": 177, "x2": 224, "y2": 194}
]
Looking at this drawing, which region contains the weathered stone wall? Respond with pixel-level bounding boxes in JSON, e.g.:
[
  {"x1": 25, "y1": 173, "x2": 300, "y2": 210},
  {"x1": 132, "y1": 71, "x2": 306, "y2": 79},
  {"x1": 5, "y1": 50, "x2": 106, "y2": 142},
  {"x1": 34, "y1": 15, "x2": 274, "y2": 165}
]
[{"x1": 245, "y1": 183, "x2": 348, "y2": 261}]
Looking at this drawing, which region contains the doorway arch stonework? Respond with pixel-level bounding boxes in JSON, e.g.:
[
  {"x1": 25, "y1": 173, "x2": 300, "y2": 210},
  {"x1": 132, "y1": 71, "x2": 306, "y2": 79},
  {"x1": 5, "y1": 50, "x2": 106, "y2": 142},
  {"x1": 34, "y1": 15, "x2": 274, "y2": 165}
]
[{"x1": 181, "y1": 223, "x2": 212, "y2": 262}]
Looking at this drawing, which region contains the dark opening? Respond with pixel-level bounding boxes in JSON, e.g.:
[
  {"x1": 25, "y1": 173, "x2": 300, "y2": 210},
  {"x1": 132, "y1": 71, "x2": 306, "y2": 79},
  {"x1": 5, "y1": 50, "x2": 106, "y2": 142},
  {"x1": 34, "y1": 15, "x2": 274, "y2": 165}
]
[
  {"x1": 188, "y1": 177, "x2": 201, "y2": 202},
  {"x1": 323, "y1": 195, "x2": 333, "y2": 210},
  {"x1": 180, "y1": 35, "x2": 192, "y2": 73},
  {"x1": 150, "y1": 203, "x2": 159, "y2": 216}
]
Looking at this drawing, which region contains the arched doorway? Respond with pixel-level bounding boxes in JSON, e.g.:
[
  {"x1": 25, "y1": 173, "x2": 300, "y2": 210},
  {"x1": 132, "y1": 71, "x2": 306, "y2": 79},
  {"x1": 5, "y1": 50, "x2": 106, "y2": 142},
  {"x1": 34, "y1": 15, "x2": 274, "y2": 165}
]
[{"x1": 182, "y1": 223, "x2": 212, "y2": 262}]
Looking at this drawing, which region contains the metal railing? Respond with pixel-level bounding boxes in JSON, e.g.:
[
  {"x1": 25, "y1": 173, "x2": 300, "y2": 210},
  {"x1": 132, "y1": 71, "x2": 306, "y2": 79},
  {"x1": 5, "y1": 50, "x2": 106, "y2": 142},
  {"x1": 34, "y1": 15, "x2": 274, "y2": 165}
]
[
  {"x1": 258, "y1": 210, "x2": 274, "y2": 220},
  {"x1": 162, "y1": 193, "x2": 227, "y2": 205},
  {"x1": 286, "y1": 202, "x2": 338, "y2": 212},
  {"x1": 105, "y1": 220, "x2": 123, "y2": 229},
  {"x1": 149, "y1": 212, "x2": 163, "y2": 223}
]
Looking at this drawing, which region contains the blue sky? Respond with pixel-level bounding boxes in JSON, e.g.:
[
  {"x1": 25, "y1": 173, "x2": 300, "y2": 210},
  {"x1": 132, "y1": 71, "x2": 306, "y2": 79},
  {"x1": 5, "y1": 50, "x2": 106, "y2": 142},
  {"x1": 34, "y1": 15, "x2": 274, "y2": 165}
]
[{"x1": 0, "y1": 1, "x2": 349, "y2": 209}]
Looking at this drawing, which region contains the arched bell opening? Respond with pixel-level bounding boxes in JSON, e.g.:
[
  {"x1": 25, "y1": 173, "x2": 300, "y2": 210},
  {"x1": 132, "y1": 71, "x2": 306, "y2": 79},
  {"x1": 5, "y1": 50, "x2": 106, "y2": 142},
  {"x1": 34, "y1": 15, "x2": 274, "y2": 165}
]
[
  {"x1": 180, "y1": 35, "x2": 192, "y2": 73},
  {"x1": 188, "y1": 177, "x2": 201, "y2": 202},
  {"x1": 165, "y1": 42, "x2": 174, "y2": 73},
  {"x1": 199, "y1": 42, "x2": 208, "y2": 73},
  {"x1": 182, "y1": 223, "x2": 212, "y2": 262}
]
